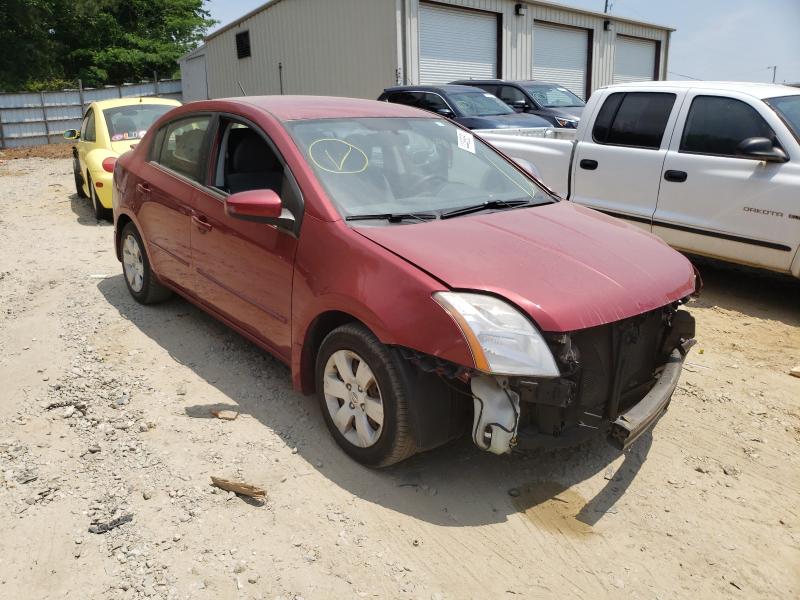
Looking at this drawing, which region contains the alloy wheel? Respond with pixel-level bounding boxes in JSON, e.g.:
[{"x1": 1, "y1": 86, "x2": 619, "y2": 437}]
[
  {"x1": 323, "y1": 350, "x2": 384, "y2": 448},
  {"x1": 122, "y1": 233, "x2": 145, "y2": 293}
]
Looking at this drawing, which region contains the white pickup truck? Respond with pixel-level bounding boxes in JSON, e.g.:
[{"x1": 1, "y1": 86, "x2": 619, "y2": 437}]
[{"x1": 480, "y1": 81, "x2": 800, "y2": 278}]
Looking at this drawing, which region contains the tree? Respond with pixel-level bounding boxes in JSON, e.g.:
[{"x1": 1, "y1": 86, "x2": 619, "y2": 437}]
[{"x1": 0, "y1": 0, "x2": 215, "y2": 91}]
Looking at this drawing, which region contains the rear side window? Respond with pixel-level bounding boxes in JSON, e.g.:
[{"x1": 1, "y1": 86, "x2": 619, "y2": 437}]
[
  {"x1": 157, "y1": 116, "x2": 211, "y2": 182},
  {"x1": 592, "y1": 92, "x2": 676, "y2": 149},
  {"x1": 681, "y1": 96, "x2": 780, "y2": 157}
]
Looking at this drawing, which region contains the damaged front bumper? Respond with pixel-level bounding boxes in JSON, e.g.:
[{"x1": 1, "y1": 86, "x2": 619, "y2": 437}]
[{"x1": 468, "y1": 307, "x2": 696, "y2": 455}]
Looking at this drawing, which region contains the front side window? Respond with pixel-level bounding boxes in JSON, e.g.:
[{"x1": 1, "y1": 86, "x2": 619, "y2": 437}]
[
  {"x1": 449, "y1": 92, "x2": 513, "y2": 117},
  {"x1": 103, "y1": 104, "x2": 176, "y2": 141},
  {"x1": 765, "y1": 95, "x2": 800, "y2": 143},
  {"x1": 497, "y1": 86, "x2": 527, "y2": 107},
  {"x1": 286, "y1": 117, "x2": 552, "y2": 220},
  {"x1": 417, "y1": 93, "x2": 449, "y2": 113},
  {"x1": 82, "y1": 109, "x2": 96, "y2": 142},
  {"x1": 681, "y1": 96, "x2": 779, "y2": 157},
  {"x1": 592, "y1": 92, "x2": 676, "y2": 149},
  {"x1": 524, "y1": 84, "x2": 585, "y2": 108},
  {"x1": 157, "y1": 116, "x2": 211, "y2": 181}
]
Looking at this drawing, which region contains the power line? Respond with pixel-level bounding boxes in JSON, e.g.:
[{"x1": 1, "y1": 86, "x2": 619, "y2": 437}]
[{"x1": 668, "y1": 70, "x2": 702, "y2": 81}]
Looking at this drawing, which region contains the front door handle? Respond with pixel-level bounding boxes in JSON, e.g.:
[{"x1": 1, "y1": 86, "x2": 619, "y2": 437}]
[
  {"x1": 664, "y1": 170, "x2": 688, "y2": 182},
  {"x1": 192, "y1": 215, "x2": 213, "y2": 233},
  {"x1": 580, "y1": 159, "x2": 598, "y2": 170},
  {"x1": 136, "y1": 182, "x2": 151, "y2": 196}
]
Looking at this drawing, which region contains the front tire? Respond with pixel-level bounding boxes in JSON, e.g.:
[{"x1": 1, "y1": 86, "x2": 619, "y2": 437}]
[
  {"x1": 88, "y1": 174, "x2": 112, "y2": 221},
  {"x1": 316, "y1": 323, "x2": 417, "y2": 467},
  {"x1": 120, "y1": 223, "x2": 172, "y2": 305}
]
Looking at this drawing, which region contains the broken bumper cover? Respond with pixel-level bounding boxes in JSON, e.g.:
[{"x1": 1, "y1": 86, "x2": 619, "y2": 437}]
[{"x1": 608, "y1": 348, "x2": 685, "y2": 450}]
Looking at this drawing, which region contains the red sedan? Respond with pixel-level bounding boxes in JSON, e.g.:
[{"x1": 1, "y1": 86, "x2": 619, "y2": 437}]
[{"x1": 112, "y1": 96, "x2": 697, "y2": 467}]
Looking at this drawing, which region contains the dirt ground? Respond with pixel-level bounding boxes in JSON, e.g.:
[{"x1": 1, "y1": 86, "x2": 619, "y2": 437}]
[
  {"x1": 0, "y1": 143, "x2": 73, "y2": 161},
  {"x1": 0, "y1": 156, "x2": 798, "y2": 600}
]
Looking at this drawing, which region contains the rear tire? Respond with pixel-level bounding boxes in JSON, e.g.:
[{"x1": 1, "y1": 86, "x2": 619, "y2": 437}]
[
  {"x1": 120, "y1": 222, "x2": 172, "y2": 305},
  {"x1": 88, "y1": 174, "x2": 112, "y2": 221},
  {"x1": 73, "y1": 157, "x2": 87, "y2": 198},
  {"x1": 316, "y1": 323, "x2": 417, "y2": 467}
]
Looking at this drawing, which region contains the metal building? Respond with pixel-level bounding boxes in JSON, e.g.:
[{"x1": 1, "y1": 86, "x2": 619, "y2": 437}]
[{"x1": 180, "y1": 0, "x2": 672, "y2": 102}]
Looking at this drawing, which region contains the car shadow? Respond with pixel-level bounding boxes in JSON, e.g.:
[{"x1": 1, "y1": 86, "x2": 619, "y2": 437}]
[
  {"x1": 98, "y1": 274, "x2": 650, "y2": 528},
  {"x1": 68, "y1": 192, "x2": 111, "y2": 227},
  {"x1": 691, "y1": 258, "x2": 800, "y2": 327}
]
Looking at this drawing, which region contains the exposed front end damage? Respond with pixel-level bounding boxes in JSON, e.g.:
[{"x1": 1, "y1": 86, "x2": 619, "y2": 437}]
[{"x1": 405, "y1": 302, "x2": 696, "y2": 455}]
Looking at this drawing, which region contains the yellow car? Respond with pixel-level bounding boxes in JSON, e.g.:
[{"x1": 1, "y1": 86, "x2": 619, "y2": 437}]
[{"x1": 64, "y1": 97, "x2": 181, "y2": 220}]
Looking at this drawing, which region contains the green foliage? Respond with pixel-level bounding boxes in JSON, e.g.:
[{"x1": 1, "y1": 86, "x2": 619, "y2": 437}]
[{"x1": 0, "y1": 0, "x2": 215, "y2": 91}]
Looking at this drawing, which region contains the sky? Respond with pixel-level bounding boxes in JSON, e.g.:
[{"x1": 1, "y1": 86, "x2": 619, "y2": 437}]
[{"x1": 205, "y1": 0, "x2": 800, "y2": 83}]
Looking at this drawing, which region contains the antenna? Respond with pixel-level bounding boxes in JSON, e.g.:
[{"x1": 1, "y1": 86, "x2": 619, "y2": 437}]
[
  {"x1": 767, "y1": 66, "x2": 777, "y2": 83},
  {"x1": 237, "y1": 81, "x2": 247, "y2": 96}
]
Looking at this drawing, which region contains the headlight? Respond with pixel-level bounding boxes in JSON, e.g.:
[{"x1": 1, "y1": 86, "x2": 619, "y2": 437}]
[
  {"x1": 433, "y1": 292, "x2": 560, "y2": 377},
  {"x1": 554, "y1": 117, "x2": 579, "y2": 128}
]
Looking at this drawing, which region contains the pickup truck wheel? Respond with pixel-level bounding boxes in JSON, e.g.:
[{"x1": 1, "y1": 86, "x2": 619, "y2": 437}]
[
  {"x1": 73, "y1": 157, "x2": 87, "y2": 198},
  {"x1": 88, "y1": 174, "x2": 112, "y2": 222},
  {"x1": 120, "y1": 222, "x2": 172, "y2": 305},
  {"x1": 316, "y1": 323, "x2": 416, "y2": 467}
]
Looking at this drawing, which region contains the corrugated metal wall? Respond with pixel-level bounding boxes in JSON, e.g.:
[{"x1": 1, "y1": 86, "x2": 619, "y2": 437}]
[
  {"x1": 193, "y1": 0, "x2": 398, "y2": 100},
  {"x1": 403, "y1": 0, "x2": 670, "y2": 95},
  {"x1": 0, "y1": 80, "x2": 182, "y2": 148}
]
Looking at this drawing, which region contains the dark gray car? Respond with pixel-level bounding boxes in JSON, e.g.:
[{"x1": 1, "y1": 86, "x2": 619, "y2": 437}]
[
  {"x1": 450, "y1": 80, "x2": 585, "y2": 128},
  {"x1": 378, "y1": 85, "x2": 552, "y2": 130}
]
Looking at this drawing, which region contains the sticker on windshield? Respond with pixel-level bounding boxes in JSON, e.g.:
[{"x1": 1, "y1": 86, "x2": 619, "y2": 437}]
[
  {"x1": 557, "y1": 87, "x2": 568, "y2": 92},
  {"x1": 308, "y1": 139, "x2": 369, "y2": 174},
  {"x1": 456, "y1": 130, "x2": 476, "y2": 154},
  {"x1": 483, "y1": 93, "x2": 494, "y2": 98}
]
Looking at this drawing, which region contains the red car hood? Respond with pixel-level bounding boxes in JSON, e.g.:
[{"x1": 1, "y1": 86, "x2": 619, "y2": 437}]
[{"x1": 355, "y1": 202, "x2": 696, "y2": 332}]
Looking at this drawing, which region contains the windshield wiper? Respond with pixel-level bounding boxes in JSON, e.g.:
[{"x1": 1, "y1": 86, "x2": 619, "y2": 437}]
[
  {"x1": 345, "y1": 212, "x2": 437, "y2": 223},
  {"x1": 440, "y1": 199, "x2": 534, "y2": 219}
]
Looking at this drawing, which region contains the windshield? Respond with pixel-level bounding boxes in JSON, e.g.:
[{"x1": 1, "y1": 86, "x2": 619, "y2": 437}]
[
  {"x1": 524, "y1": 84, "x2": 585, "y2": 108},
  {"x1": 765, "y1": 95, "x2": 800, "y2": 142},
  {"x1": 449, "y1": 92, "x2": 514, "y2": 117},
  {"x1": 287, "y1": 117, "x2": 552, "y2": 220},
  {"x1": 103, "y1": 104, "x2": 176, "y2": 141}
]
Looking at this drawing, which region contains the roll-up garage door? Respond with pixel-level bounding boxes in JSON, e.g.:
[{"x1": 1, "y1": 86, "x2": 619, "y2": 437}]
[
  {"x1": 613, "y1": 36, "x2": 657, "y2": 84},
  {"x1": 532, "y1": 23, "x2": 589, "y2": 100},
  {"x1": 418, "y1": 3, "x2": 498, "y2": 85}
]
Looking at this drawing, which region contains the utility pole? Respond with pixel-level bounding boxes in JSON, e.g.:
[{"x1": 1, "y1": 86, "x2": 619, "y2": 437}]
[
  {"x1": 767, "y1": 65, "x2": 777, "y2": 83},
  {"x1": 604, "y1": 0, "x2": 612, "y2": 13}
]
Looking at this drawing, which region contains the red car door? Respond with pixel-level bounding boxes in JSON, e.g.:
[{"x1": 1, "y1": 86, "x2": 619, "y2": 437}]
[
  {"x1": 137, "y1": 115, "x2": 212, "y2": 293},
  {"x1": 188, "y1": 120, "x2": 300, "y2": 361}
]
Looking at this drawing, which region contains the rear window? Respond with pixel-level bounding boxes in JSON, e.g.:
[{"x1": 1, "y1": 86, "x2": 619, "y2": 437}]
[
  {"x1": 592, "y1": 92, "x2": 676, "y2": 149},
  {"x1": 104, "y1": 104, "x2": 176, "y2": 141}
]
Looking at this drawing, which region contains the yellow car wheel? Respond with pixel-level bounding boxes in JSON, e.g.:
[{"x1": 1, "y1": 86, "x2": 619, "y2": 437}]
[{"x1": 88, "y1": 174, "x2": 112, "y2": 222}]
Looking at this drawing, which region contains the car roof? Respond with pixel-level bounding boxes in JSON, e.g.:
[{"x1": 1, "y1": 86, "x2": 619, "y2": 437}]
[
  {"x1": 382, "y1": 85, "x2": 487, "y2": 95},
  {"x1": 202, "y1": 95, "x2": 433, "y2": 122},
  {"x1": 600, "y1": 80, "x2": 800, "y2": 100},
  {"x1": 451, "y1": 80, "x2": 554, "y2": 86},
  {"x1": 90, "y1": 97, "x2": 182, "y2": 110}
]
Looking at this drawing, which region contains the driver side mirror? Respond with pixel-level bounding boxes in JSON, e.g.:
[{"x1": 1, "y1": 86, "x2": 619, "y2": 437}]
[
  {"x1": 225, "y1": 189, "x2": 287, "y2": 223},
  {"x1": 63, "y1": 129, "x2": 80, "y2": 140},
  {"x1": 736, "y1": 137, "x2": 788, "y2": 163},
  {"x1": 435, "y1": 108, "x2": 454, "y2": 118},
  {"x1": 511, "y1": 100, "x2": 529, "y2": 112}
]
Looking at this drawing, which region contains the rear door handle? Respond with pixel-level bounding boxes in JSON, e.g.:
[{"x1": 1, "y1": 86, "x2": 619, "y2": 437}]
[
  {"x1": 136, "y1": 183, "x2": 151, "y2": 195},
  {"x1": 664, "y1": 170, "x2": 688, "y2": 182},
  {"x1": 192, "y1": 214, "x2": 213, "y2": 233},
  {"x1": 579, "y1": 159, "x2": 598, "y2": 170}
]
